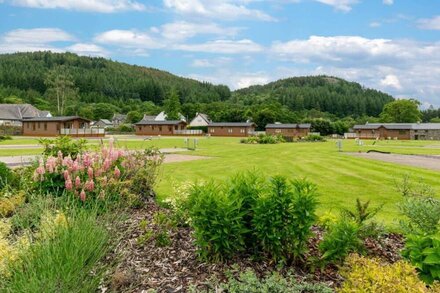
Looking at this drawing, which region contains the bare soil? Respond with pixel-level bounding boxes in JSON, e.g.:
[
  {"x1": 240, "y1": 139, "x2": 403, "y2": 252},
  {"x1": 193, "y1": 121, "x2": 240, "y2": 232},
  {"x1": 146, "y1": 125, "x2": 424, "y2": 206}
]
[{"x1": 347, "y1": 152, "x2": 440, "y2": 171}]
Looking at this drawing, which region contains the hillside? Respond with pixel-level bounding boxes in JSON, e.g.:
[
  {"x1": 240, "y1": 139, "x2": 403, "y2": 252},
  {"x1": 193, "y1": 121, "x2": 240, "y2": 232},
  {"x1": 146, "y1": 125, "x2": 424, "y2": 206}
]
[
  {"x1": 0, "y1": 52, "x2": 231, "y2": 107},
  {"x1": 234, "y1": 76, "x2": 394, "y2": 117},
  {"x1": 0, "y1": 52, "x2": 394, "y2": 122}
]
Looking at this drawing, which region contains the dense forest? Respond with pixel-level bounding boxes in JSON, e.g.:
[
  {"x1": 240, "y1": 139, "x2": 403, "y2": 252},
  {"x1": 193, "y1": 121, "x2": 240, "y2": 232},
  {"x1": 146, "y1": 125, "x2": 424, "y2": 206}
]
[{"x1": 0, "y1": 51, "x2": 406, "y2": 132}]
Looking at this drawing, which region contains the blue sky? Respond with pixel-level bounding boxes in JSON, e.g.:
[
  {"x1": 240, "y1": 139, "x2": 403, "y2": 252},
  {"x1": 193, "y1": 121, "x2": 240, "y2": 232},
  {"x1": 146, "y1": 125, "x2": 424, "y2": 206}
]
[{"x1": 0, "y1": 0, "x2": 439, "y2": 106}]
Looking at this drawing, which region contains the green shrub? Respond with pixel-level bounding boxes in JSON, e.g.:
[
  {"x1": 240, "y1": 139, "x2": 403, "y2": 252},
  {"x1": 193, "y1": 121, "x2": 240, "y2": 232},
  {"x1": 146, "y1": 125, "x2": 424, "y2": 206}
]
[
  {"x1": 402, "y1": 233, "x2": 440, "y2": 284},
  {"x1": 253, "y1": 177, "x2": 318, "y2": 263},
  {"x1": 39, "y1": 136, "x2": 87, "y2": 159},
  {"x1": 0, "y1": 163, "x2": 17, "y2": 190},
  {"x1": 188, "y1": 182, "x2": 247, "y2": 260},
  {"x1": 319, "y1": 219, "x2": 363, "y2": 265},
  {"x1": 0, "y1": 135, "x2": 12, "y2": 141},
  {"x1": 399, "y1": 196, "x2": 440, "y2": 236},
  {"x1": 241, "y1": 134, "x2": 285, "y2": 144},
  {"x1": 1, "y1": 209, "x2": 110, "y2": 292},
  {"x1": 303, "y1": 134, "x2": 325, "y2": 142},
  {"x1": 342, "y1": 198, "x2": 384, "y2": 240},
  {"x1": 199, "y1": 269, "x2": 332, "y2": 293},
  {"x1": 339, "y1": 254, "x2": 436, "y2": 293},
  {"x1": 117, "y1": 124, "x2": 134, "y2": 133}
]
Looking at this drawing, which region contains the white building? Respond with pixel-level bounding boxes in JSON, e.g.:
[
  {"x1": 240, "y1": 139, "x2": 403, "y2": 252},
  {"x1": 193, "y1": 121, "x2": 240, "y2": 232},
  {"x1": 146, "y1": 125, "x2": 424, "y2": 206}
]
[
  {"x1": 189, "y1": 113, "x2": 211, "y2": 127},
  {"x1": 154, "y1": 111, "x2": 186, "y2": 122}
]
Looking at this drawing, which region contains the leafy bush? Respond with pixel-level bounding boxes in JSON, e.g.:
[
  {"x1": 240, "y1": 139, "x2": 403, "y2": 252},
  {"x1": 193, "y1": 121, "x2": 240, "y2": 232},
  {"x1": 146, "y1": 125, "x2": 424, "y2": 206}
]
[
  {"x1": 241, "y1": 134, "x2": 285, "y2": 144},
  {"x1": 303, "y1": 134, "x2": 325, "y2": 142},
  {"x1": 188, "y1": 182, "x2": 247, "y2": 260},
  {"x1": 339, "y1": 254, "x2": 436, "y2": 293},
  {"x1": 186, "y1": 173, "x2": 318, "y2": 263},
  {"x1": 33, "y1": 139, "x2": 163, "y2": 207},
  {"x1": 342, "y1": 198, "x2": 384, "y2": 240},
  {"x1": 253, "y1": 177, "x2": 318, "y2": 263},
  {"x1": 402, "y1": 233, "x2": 440, "y2": 284},
  {"x1": 0, "y1": 135, "x2": 12, "y2": 141},
  {"x1": 0, "y1": 163, "x2": 17, "y2": 190},
  {"x1": 0, "y1": 192, "x2": 25, "y2": 217},
  {"x1": 1, "y1": 209, "x2": 111, "y2": 292},
  {"x1": 319, "y1": 219, "x2": 363, "y2": 265},
  {"x1": 202, "y1": 269, "x2": 332, "y2": 293},
  {"x1": 399, "y1": 196, "x2": 440, "y2": 236},
  {"x1": 39, "y1": 136, "x2": 87, "y2": 159}
]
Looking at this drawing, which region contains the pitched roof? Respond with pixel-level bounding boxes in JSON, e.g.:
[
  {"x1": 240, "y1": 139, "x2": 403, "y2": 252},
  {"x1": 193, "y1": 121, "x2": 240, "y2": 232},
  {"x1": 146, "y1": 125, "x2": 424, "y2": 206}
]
[
  {"x1": 266, "y1": 123, "x2": 311, "y2": 129},
  {"x1": 0, "y1": 104, "x2": 48, "y2": 120},
  {"x1": 135, "y1": 120, "x2": 187, "y2": 125},
  {"x1": 208, "y1": 122, "x2": 255, "y2": 127},
  {"x1": 142, "y1": 115, "x2": 156, "y2": 121},
  {"x1": 353, "y1": 123, "x2": 440, "y2": 130},
  {"x1": 22, "y1": 116, "x2": 91, "y2": 122},
  {"x1": 98, "y1": 119, "x2": 113, "y2": 125}
]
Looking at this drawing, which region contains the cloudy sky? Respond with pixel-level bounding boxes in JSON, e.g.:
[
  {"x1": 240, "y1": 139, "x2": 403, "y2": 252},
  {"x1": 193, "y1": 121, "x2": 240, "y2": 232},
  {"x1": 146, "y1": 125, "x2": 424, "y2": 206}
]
[{"x1": 0, "y1": 0, "x2": 439, "y2": 106}]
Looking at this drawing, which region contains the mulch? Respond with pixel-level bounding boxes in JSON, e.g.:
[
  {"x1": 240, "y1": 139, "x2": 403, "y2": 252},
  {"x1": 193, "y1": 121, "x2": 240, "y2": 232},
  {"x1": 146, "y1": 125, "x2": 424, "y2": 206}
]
[{"x1": 101, "y1": 202, "x2": 405, "y2": 293}]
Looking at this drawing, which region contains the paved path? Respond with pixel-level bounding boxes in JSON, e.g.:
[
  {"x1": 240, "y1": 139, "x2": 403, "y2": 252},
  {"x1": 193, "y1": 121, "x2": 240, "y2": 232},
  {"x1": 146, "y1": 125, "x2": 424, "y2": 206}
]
[
  {"x1": 348, "y1": 152, "x2": 440, "y2": 171},
  {"x1": 0, "y1": 148, "x2": 209, "y2": 168}
]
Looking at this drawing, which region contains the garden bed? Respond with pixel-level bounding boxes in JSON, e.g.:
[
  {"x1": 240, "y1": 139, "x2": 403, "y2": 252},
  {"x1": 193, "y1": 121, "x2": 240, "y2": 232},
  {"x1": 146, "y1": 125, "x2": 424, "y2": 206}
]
[{"x1": 104, "y1": 201, "x2": 405, "y2": 292}]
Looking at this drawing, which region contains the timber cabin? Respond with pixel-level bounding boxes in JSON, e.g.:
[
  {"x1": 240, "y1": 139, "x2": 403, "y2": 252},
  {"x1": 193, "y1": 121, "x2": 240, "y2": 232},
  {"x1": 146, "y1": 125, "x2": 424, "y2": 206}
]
[
  {"x1": 207, "y1": 122, "x2": 256, "y2": 137},
  {"x1": 353, "y1": 123, "x2": 440, "y2": 140},
  {"x1": 21, "y1": 116, "x2": 104, "y2": 137},
  {"x1": 265, "y1": 123, "x2": 311, "y2": 138}
]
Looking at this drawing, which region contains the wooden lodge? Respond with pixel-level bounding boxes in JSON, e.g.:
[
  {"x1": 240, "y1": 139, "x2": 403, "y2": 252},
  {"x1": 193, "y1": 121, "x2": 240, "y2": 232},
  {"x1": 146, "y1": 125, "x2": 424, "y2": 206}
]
[
  {"x1": 207, "y1": 122, "x2": 256, "y2": 137},
  {"x1": 265, "y1": 123, "x2": 311, "y2": 138},
  {"x1": 21, "y1": 116, "x2": 104, "y2": 137},
  {"x1": 134, "y1": 120, "x2": 188, "y2": 136},
  {"x1": 352, "y1": 123, "x2": 440, "y2": 140}
]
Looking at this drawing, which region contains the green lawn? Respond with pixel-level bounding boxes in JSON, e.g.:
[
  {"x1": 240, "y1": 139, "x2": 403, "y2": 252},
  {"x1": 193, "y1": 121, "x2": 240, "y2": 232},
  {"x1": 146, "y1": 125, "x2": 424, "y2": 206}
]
[
  {"x1": 146, "y1": 137, "x2": 440, "y2": 229},
  {"x1": 2, "y1": 135, "x2": 440, "y2": 229}
]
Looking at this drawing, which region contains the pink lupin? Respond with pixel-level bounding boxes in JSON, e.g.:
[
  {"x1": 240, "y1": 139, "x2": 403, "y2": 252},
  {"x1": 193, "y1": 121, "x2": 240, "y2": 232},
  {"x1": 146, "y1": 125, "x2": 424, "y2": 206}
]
[
  {"x1": 114, "y1": 166, "x2": 121, "y2": 179},
  {"x1": 79, "y1": 190, "x2": 86, "y2": 201}
]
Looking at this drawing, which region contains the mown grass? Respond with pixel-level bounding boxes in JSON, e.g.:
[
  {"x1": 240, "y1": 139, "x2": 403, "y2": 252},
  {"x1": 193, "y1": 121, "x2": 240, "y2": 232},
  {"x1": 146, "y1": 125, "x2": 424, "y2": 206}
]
[{"x1": 3, "y1": 136, "x2": 440, "y2": 228}]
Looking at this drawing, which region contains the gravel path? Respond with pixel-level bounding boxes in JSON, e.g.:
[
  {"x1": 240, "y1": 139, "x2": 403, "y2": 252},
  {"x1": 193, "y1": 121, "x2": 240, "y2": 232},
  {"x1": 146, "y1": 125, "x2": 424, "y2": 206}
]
[{"x1": 348, "y1": 152, "x2": 440, "y2": 171}]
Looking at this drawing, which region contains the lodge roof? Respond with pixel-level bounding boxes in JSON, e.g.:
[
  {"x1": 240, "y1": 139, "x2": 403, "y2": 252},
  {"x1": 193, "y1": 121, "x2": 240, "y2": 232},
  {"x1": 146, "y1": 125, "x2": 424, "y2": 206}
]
[
  {"x1": 135, "y1": 120, "x2": 187, "y2": 125},
  {"x1": 265, "y1": 123, "x2": 311, "y2": 129},
  {"x1": 208, "y1": 122, "x2": 256, "y2": 127},
  {"x1": 0, "y1": 104, "x2": 49, "y2": 120},
  {"x1": 22, "y1": 116, "x2": 91, "y2": 122},
  {"x1": 353, "y1": 123, "x2": 440, "y2": 130}
]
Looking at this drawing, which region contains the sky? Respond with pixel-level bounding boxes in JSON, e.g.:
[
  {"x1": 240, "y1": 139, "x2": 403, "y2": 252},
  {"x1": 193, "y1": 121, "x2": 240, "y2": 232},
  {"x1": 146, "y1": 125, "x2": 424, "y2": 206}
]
[{"x1": 0, "y1": 0, "x2": 439, "y2": 107}]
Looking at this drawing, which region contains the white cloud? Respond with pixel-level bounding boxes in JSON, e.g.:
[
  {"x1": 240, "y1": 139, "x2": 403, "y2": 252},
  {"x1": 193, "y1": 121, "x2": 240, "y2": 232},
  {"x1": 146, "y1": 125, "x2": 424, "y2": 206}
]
[
  {"x1": 159, "y1": 21, "x2": 241, "y2": 41},
  {"x1": 176, "y1": 39, "x2": 263, "y2": 54},
  {"x1": 191, "y1": 57, "x2": 232, "y2": 67},
  {"x1": 383, "y1": 0, "x2": 393, "y2": 5},
  {"x1": 270, "y1": 35, "x2": 440, "y2": 105},
  {"x1": 188, "y1": 70, "x2": 269, "y2": 90},
  {"x1": 369, "y1": 21, "x2": 381, "y2": 28},
  {"x1": 10, "y1": 0, "x2": 146, "y2": 13},
  {"x1": 314, "y1": 0, "x2": 358, "y2": 12},
  {"x1": 3, "y1": 28, "x2": 74, "y2": 44},
  {"x1": 380, "y1": 74, "x2": 401, "y2": 89},
  {"x1": 417, "y1": 15, "x2": 440, "y2": 30},
  {"x1": 0, "y1": 28, "x2": 74, "y2": 53},
  {"x1": 66, "y1": 43, "x2": 108, "y2": 57},
  {"x1": 163, "y1": 0, "x2": 276, "y2": 21},
  {"x1": 94, "y1": 30, "x2": 163, "y2": 49}
]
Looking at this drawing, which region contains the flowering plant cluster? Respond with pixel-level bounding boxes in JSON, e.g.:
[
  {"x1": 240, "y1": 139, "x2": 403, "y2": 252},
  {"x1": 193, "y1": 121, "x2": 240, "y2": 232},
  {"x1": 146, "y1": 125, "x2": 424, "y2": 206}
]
[{"x1": 33, "y1": 139, "x2": 161, "y2": 203}]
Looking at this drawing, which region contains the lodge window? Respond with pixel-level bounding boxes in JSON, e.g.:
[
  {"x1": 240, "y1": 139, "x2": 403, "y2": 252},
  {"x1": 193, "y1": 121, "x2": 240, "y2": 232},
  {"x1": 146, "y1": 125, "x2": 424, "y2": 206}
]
[
  {"x1": 210, "y1": 128, "x2": 215, "y2": 133},
  {"x1": 32, "y1": 123, "x2": 35, "y2": 131},
  {"x1": 399, "y1": 130, "x2": 406, "y2": 135},
  {"x1": 44, "y1": 123, "x2": 47, "y2": 131},
  {"x1": 174, "y1": 125, "x2": 178, "y2": 130},
  {"x1": 169, "y1": 127, "x2": 172, "y2": 132},
  {"x1": 228, "y1": 128, "x2": 233, "y2": 133},
  {"x1": 38, "y1": 122, "x2": 41, "y2": 129},
  {"x1": 240, "y1": 129, "x2": 245, "y2": 133},
  {"x1": 275, "y1": 129, "x2": 281, "y2": 133},
  {"x1": 159, "y1": 126, "x2": 162, "y2": 131}
]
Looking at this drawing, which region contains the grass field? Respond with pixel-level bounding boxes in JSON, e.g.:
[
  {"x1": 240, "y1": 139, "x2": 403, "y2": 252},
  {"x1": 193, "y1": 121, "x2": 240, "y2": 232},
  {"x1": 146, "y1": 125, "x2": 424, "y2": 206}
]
[{"x1": 2, "y1": 136, "x2": 440, "y2": 228}]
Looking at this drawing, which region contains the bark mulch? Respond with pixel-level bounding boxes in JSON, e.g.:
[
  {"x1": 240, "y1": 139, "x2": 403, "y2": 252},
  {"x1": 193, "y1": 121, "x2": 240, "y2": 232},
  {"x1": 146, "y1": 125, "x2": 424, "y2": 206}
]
[{"x1": 101, "y1": 202, "x2": 404, "y2": 292}]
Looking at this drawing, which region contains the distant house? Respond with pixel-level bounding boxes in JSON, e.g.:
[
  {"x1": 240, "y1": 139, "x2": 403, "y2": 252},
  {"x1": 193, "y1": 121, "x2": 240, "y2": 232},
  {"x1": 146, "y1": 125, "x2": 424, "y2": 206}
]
[
  {"x1": 93, "y1": 119, "x2": 114, "y2": 129},
  {"x1": 142, "y1": 114, "x2": 156, "y2": 121},
  {"x1": 155, "y1": 111, "x2": 186, "y2": 122},
  {"x1": 22, "y1": 116, "x2": 104, "y2": 137},
  {"x1": 134, "y1": 120, "x2": 187, "y2": 136},
  {"x1": 207, "y1": 122, "x2": 256, "y2": 137},
  {"x1": 266, "y1": 123, "x2": 311, "y2": 138},
  {"x1": 0, "y1": 104, "x2": 51, "y2": 126},
  {"x1": 189, "y1": 113, "x2": 211, "y2": 127},
  {"x1": 112, "y1": 114, "x2": 127, "y2": 126},
  {"x1": 352, "y1": 123, "x2": 440, "y2": 140}
]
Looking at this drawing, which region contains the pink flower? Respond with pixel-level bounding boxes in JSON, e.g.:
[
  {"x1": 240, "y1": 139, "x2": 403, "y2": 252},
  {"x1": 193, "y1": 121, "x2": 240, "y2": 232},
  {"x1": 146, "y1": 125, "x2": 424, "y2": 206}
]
[
  {"x1": 63, "y1": 156, "x2": 73, "y2": 167},
  {"x1": 80, "y1": 190, "x2": 86, "y2": 202},
  {"x1": 63, "y1": 170, "x2": 70, "y2": 180},
  {"x1": 36, "y1": 165, "x2": 45, "y2": 175},
  {"x1": 46, "y1": 157, "x2": 57, "y2": 173},
  {"x1": 114, "y1": 166, "x2": 121, "y2": 179},
  {"x1": 72, "y1": 160, "x2": 79, "y2": 172},
  {"x1": 65, "y1": 178, "x2": 73, "y2": 190},
  {"x1": 85, "y1": 179, "x2": 95, "y2": 191},
  {"x1": 87, "y1": 167, "x2": 93, "y2": 179},
  {"x1": 57, "y1": 150, "x2": 63, "y2": 161},
  {"x1": 75, "y1": 176, "x2": 81, "y2": 188},
  {"x1": 103, "y1": 158, "x2": 111, "y2": 171},
  {"x1": 83, "y1": 153, "x2": 93, "y2": 168}
]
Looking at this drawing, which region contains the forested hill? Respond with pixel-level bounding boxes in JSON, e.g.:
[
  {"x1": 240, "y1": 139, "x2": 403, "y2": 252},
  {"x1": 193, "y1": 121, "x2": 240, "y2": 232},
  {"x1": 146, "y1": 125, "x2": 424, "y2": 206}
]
[
  {"x1": 0, "y1": 52, "x2": 394, "y2": 121},
  {"x1": 0, "y1": 52, "x2": 231, "y2": 106},
  {"x1": 233, "y1": 76, "x2": 394, "y2": 117}
]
